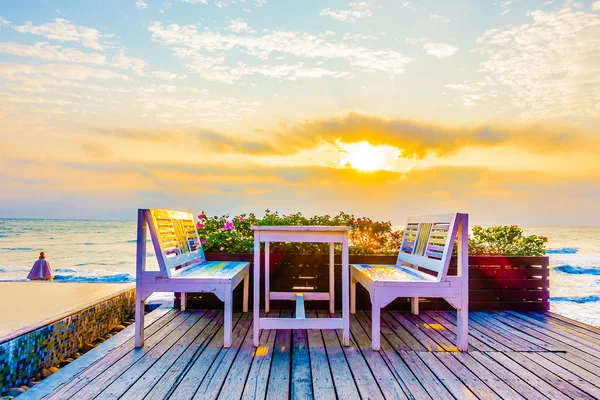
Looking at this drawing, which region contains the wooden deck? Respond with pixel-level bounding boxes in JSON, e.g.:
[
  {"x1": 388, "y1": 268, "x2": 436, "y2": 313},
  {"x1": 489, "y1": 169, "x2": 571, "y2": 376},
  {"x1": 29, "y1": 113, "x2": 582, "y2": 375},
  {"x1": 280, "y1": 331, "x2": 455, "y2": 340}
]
[{"x1": 22, "y1": 307, "x2": 600, "y2": 400}]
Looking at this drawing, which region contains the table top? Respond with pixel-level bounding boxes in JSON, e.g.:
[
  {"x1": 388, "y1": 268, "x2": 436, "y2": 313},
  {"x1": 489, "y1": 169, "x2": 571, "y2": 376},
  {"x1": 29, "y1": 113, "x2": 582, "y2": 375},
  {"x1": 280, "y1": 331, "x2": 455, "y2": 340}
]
[{"x1": 251, "y1": 225, "x2": 351, "y2": 232}]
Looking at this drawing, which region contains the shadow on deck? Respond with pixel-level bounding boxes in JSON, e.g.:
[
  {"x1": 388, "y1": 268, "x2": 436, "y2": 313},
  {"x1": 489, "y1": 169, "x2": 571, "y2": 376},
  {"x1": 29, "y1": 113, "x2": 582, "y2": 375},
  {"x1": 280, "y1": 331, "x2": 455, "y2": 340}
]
[{"x1": 21, "y1": 307, "x2": 600, "y2": 399}]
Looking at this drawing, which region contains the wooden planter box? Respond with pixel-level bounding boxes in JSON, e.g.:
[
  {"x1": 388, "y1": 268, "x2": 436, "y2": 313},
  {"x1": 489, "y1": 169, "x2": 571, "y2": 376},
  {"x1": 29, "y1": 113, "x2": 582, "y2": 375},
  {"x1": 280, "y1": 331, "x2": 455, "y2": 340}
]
[{"x1": 182, "y1": 253, "x2": 549, "y2": 312}]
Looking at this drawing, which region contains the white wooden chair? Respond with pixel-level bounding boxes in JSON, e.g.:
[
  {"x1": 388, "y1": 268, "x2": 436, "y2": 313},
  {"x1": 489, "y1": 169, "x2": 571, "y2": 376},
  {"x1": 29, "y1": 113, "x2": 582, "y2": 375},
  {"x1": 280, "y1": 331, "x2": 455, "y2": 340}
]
[
  {"x1": 135, "y1": 209, "x2": 249, "y2": 348},
  {"x1": 350, "y1": 213, "x2": 469, "y2": 351}
]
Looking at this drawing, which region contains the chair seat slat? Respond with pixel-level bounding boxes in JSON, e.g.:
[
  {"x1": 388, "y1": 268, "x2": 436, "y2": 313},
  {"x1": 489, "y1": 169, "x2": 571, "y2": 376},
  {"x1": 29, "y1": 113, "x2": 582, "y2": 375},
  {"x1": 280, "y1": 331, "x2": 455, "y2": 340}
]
[{"x1": 352, "y1": 263, "x2": 437, "y2": 283}]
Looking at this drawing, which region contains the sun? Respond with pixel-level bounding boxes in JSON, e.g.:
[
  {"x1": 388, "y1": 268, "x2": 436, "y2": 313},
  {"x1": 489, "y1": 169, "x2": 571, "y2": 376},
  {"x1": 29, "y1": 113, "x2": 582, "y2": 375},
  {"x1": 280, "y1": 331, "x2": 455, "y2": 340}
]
[{"x1": 339, "y1": 141, "x2": 399, "y2": 172}]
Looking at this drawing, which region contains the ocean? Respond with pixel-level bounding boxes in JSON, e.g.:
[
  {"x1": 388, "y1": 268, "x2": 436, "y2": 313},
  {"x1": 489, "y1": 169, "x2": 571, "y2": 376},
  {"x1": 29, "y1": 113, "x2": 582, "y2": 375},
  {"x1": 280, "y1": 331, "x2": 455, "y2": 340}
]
[{"x1": 0, "y1": 219, "x2": 598, "y2": 326}]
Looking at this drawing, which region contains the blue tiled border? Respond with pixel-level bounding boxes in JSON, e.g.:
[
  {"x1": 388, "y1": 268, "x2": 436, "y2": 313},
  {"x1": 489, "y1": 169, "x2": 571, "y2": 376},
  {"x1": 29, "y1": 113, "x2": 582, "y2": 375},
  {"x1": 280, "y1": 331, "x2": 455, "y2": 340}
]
[{"x1": 0, "y1": 288, "x2": 135, "y2": 393}]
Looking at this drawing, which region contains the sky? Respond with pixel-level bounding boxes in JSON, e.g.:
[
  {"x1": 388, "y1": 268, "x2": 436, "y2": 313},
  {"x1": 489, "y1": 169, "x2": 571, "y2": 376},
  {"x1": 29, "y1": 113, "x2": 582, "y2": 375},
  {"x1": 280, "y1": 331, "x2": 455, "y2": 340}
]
[{"x1": 1, "y1": 0, "x2": 600, "y2": 225}]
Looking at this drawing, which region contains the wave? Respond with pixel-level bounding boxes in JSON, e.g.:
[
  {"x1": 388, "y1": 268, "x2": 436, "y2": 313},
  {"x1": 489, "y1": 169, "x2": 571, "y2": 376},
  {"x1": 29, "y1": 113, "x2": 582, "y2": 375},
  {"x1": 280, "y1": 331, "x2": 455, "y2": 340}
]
[
  {"x1": 546, "y1": 247, "x2": 578, "y2": 254},
  {"x1": 2, "y1": 247, "x2": 35, "y2": 251},
  {"x1": 74, "y1": 261, "x2": 130, "y2": 267},
  {"x1": 53, "y1": 273, "x2": 135, "y2": 283},
  {"x1": 54, "y1": 268, "x2": 78, "y2": 273},
  {"x1": 0, "y1": 267, "x2": 29, "y2": 273},
  {"x1": 554, "y1": 265, "x2": 600, "y2": 275},
  {"x1": 551, "y1": 295, "x2": 599, "y2": 304}
]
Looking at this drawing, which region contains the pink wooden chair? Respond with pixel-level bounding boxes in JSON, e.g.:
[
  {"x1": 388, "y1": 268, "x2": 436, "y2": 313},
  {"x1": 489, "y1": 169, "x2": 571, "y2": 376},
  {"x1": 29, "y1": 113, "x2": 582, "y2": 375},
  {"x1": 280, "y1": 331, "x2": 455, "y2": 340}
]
[
  {"x1": 135, "y1": 209, "x2": 249, "y2": 348},
  {"x1": 350, "y1": 213, "x2": 469, "y2": 351}
]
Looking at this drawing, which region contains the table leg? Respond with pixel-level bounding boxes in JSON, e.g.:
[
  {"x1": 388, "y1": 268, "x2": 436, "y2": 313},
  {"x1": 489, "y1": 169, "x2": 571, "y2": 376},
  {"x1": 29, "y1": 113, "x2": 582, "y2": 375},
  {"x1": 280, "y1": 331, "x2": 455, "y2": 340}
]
[
  {"x1": 342, "y1": 235, "x2": 350, "y2": 346},
  {"x1": 265, "y1": 242, "x2": 270, "y2": 313},
  {"x1": 253, "y1": 235, "x2": 260, "y2": 347},
  {"x1": 329, "y1": 242, "x2": 335, "y2": 314}
]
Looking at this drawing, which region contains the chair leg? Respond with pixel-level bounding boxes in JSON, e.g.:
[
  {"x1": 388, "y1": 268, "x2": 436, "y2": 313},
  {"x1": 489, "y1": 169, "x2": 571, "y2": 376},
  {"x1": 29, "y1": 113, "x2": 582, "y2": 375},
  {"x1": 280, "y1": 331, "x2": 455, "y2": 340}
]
[
  {"x1": 411, "y1": 297, "x2": 419, "y2": 315},
  {"x1": 350, "y1": 277, "x2": 357, "y2": 314},
  {"x1": 243, "y1": 274, "x2": 249, "y2": 313},
  {"x1": 135, "y1": 296, "x2": 145, "y2": 348},
  {"x1": 457, "y1": 307, "x2": 469, "y2": 351},
  {"x1": 181, "y1": 292, "x2": 187, "y2": 311},
  {"x1": 224, "y1": 290, "x2": 233, "y2": 348},
  {"x1": 371, "y1": 302, "x2": 381, "y2": 351}
]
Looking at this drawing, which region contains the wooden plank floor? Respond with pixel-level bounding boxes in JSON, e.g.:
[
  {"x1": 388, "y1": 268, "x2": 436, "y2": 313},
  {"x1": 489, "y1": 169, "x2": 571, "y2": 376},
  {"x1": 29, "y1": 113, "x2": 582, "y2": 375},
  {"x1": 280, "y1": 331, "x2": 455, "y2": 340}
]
[{"x1": 21, "y1": 308, "x2": 600, "y2": 400}]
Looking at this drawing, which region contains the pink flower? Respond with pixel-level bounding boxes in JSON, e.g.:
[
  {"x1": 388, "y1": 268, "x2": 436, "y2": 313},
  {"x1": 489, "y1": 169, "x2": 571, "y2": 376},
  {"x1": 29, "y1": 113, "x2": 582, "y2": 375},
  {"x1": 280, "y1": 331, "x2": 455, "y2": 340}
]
[
  {"x1": 196, "y1": 222, "x2": 204, "y2": 229},
  {"x1": 222, "y1": 220, "x2": 235, "y2": 230},
  {"x1": 238, "y1": 216, "x2": 244, "y2": 222},
  {"x1": 201, "y1": 239, "x2": 206, "y2": 244}
]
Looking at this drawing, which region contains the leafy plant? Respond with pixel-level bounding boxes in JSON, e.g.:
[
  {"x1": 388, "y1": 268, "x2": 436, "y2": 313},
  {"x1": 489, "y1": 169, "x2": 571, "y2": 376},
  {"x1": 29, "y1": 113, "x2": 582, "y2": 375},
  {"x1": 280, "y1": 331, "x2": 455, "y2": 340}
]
[
  {"x1": 468, "y1": 225, "x2": 548, "y2": 256},
  {"x1": 197, "y1": 210, "x2": 403, "y2": 255},
  {"x1": 197, "y1": 211, "x2": 548, "y2": 256}
]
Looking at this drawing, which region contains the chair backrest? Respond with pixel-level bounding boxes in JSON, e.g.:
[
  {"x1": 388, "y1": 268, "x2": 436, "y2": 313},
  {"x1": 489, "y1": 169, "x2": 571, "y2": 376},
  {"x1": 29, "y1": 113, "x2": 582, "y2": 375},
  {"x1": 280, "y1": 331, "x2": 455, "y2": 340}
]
[
  {"x1": 143, "y1": 209, "x2": 205, "y2": 278},
  {"x1": 397, "y1": 213, "x2": 464, "y2": 281}
]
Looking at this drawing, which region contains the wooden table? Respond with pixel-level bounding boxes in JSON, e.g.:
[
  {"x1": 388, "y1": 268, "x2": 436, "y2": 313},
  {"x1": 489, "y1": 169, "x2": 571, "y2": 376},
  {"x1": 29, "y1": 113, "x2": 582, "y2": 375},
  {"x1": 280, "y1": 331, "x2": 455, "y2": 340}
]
[{"x1": 252, "y1": 226, "x2": 351, "y2": 347}]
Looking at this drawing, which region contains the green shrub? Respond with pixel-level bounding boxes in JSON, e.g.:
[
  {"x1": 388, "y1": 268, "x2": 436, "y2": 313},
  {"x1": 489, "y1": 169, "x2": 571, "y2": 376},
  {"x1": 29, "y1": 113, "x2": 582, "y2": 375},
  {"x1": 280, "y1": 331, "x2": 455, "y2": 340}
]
[
  {"x1": 468, "y1": 225, "x2": 548, "y2": 256},
  {"x1": 197, "y1": 211, "x2": 548, "y2": 256},
  {"x1": 197, "y1": 210, "x2": 402, "y2": 255}
]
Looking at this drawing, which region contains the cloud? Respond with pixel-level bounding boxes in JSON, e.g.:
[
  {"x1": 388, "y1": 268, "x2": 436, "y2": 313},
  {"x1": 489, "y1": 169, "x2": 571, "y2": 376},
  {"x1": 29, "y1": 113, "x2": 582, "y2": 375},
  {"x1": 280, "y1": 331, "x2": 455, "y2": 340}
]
[
  {"x1": 188, "y1": 63, "x2": 351, "y2": 83},
  {"x1": 0, "y1": 91, "x2": 72, "y2": 106},
  {"x1": 195, "y1": 130, "x2": 280, "y2": 154},
  {"x1": 139, "y1": 96, "x2": 261, "y2": 122},
  {"x1": 227, "y1": 18, "x2": 256, "y2": 34},
  {"x1": 400, "y1": 1, "x2": 416, "y2": 10},
  {"x1": 499, "y1": 0, "x2": 514, "y2": 16},
  {"x1": 0, "y1": 17, "x2": 10, "y2": 27},
  {"x1": 0, "y1": 62, "x2": 130, "y2": 81},
  {"x1": 268, "y1": 112, "x2": 590, "y2": 160},
  {"x1": 111, "y1": 53, "x2": 147, "y2": 75},
  {"x1": 444, "y1": 84, "x2": 469, "y2": 91},
  {"x1": 0, "y1": 42, "x2": 106, "y2": 64},
  {"x1": 343, "y1": 32, "x2": 378, "y2": 41},
  {"x1": 136, "y1": 0, "x2": 148, "y2": 8},
  {"x1": 405, "y1": 37, "x2": 427, "y2": 45},
  {"x1": 148, "y1": 22, "x2": 412, "y2": 82},
  {"x1": 429, "y1": 14, "x2": 450, "y2": 22},
  {"x1": 138, "y1": 83, "x2": 205, "y2": 93},
  {"x1": 14, "y1": 18, "x2": 106, "y2": 51},
  {"x1": 151, "y1": 70, "x2": 187, "y2": 80},
  {"x1": 594, "y1": 1, "x2": 600, "y2": 10},
  {"x1": 423, "y1": 42, "x2": 459, "y2": 59},
  {"x1": 180, "y1": 0, "x2": 208, "y2": 3},
  {"x1": 475, "y1": 3, "x2": 600, "y2": 119},
  {"x1": 443, "y1": 81, "x2": 499, "y2": 108},
  {"x1": 320, "y1": 2, "x2": 372, "y2": 23}
]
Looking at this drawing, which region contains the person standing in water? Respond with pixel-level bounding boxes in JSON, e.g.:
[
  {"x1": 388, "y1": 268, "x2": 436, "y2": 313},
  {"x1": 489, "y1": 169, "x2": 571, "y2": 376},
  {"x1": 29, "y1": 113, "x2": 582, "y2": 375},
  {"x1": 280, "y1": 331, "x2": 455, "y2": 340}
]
[{"x1": 27, "y1": 252, "x2": 54, "y2": 280}]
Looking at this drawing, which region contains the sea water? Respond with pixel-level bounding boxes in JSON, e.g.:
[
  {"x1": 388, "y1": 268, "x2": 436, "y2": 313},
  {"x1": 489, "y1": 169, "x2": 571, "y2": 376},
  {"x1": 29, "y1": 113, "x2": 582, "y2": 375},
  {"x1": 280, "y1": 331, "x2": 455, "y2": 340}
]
[{"x1": 0, "y1": 219, "x2": 598, "y2": 326}]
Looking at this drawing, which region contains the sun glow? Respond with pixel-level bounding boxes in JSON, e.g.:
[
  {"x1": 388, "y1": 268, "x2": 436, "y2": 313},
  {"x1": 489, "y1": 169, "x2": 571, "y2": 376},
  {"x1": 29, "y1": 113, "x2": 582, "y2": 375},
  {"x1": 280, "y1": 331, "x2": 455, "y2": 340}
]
[{"x1": 339, "y1": 141, "x2": 401, "y2": 172}]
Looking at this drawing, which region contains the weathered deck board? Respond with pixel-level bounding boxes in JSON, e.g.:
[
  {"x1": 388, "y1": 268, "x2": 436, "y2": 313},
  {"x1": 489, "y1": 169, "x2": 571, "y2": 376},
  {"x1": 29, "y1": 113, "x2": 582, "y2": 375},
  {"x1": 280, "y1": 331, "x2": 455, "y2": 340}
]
[
  {"x1": 21, "y1": 310, "x2": 600, "y2": 400},
  {"x1": 122, "y1": 309, "x2": 220, "y2": 399},
  {"x1": 168, "y1": 313, "x2": 243, "y2": 399},
  {"x1": 315, "y1": 310, "x2": 361, "y2": 400},
  {"x1": 330, "y1": 311, "x2": 386, "y2": 400},
  {"x1": 145, "y1": 311, "x2": 224, "y2": 400},
  {"x1": 240, "y1": 311, "x2": 278, "y2": 400},
  {"x1": 54, "y1": 310, "x2": 199, "y2": 400},
  {"x1": 541, "y1": 311, "x2": 600, "y2": 335},
  {"x1": 354, "y1": 311, "x2": 432, "y2": 400},
  {"x1": 265, "y1": 309, "x2": 291, "y2": 400},
  {"x1": 349, "y1": 314, "x2": 408, "y2": 399},
  {"x1": 305, "y1": 311, "x2": 336, "y2": 400}
]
